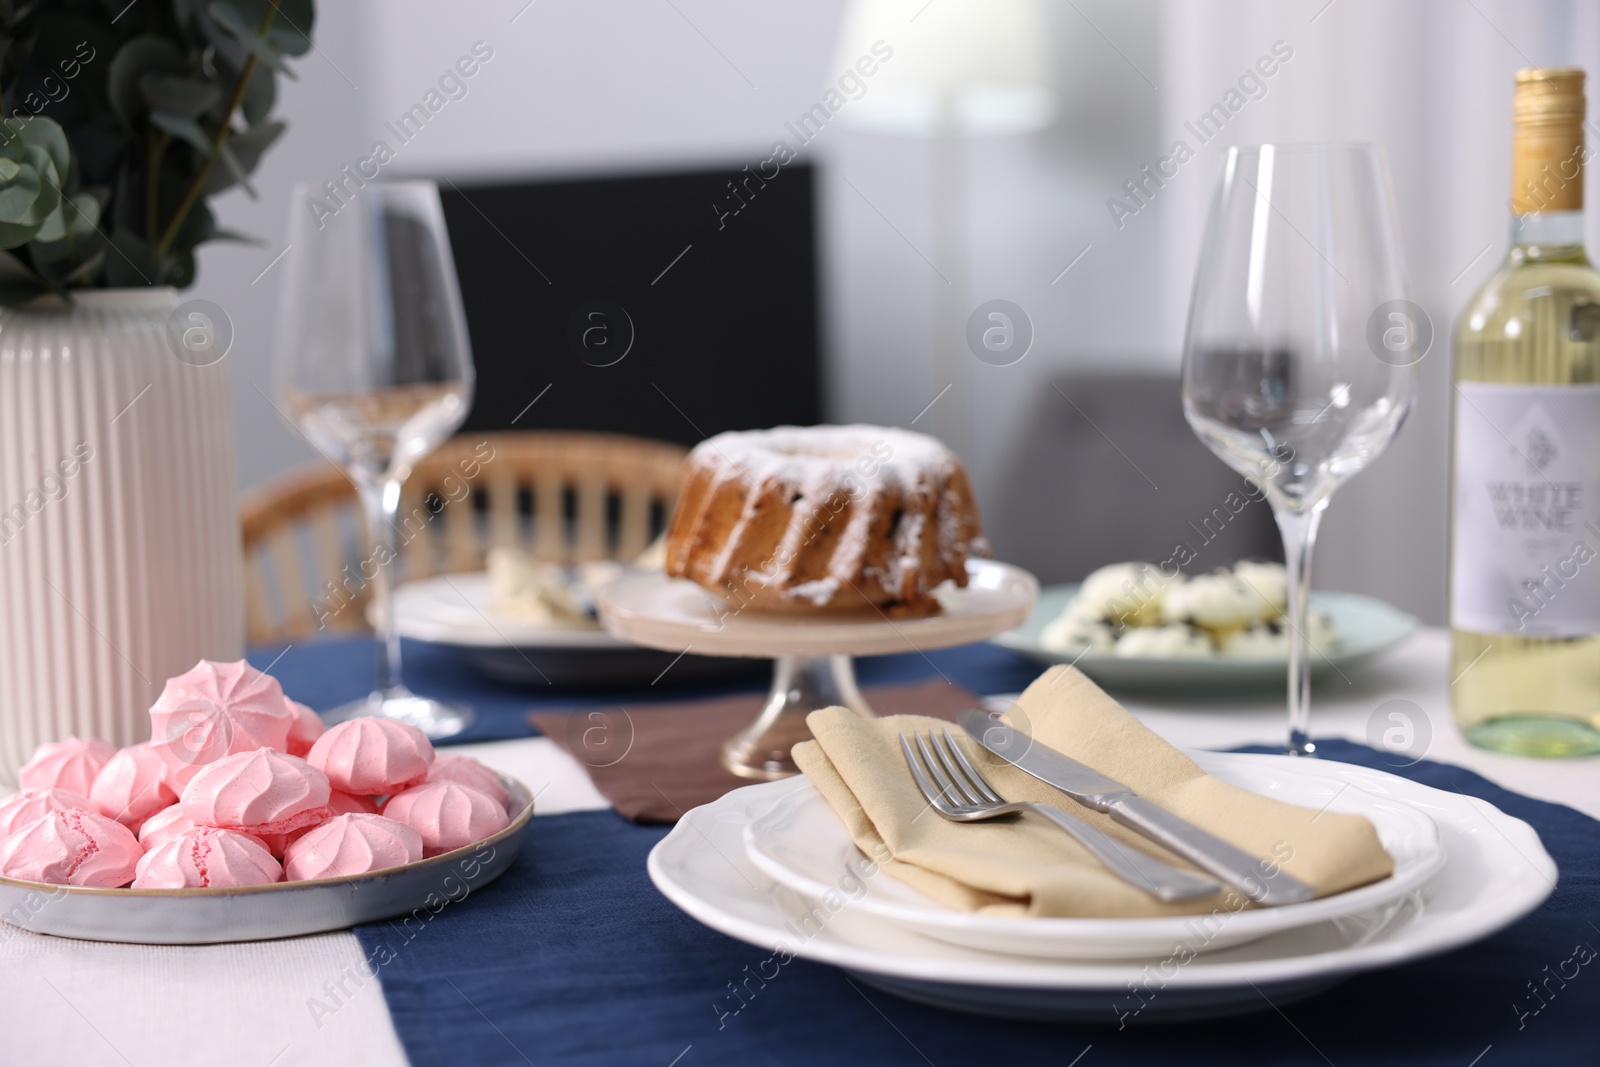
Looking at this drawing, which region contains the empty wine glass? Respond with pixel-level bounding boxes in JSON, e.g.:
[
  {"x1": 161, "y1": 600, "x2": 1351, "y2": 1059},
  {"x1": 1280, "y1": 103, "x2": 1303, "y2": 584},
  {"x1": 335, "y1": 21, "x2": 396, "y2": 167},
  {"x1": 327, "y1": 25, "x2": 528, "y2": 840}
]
[
  {"x1": 1182, "y1": 144, "x2": 1417, "y2": 755},
  {"x1": 275, "y1": 180, "x2": 477, "y2": 738}
]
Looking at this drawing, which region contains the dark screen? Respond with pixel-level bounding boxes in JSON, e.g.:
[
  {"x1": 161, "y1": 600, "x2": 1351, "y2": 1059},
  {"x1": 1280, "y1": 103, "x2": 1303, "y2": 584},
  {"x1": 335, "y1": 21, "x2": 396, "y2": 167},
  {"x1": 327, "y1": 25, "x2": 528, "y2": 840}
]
[{"x1": 438, "y1": 164, "x2": 822, "y2": 445}]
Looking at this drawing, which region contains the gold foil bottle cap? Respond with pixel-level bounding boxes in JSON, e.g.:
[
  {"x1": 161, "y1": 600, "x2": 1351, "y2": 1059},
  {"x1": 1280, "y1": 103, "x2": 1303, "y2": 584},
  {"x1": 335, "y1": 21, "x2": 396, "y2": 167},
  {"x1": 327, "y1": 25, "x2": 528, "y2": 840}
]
[
  {"x1": 1511, "y1": 67, "x2": 1587, "y2": 214},
  {"x1": 1514, "y1": 68, "x2": 1586, "y2": 126}
]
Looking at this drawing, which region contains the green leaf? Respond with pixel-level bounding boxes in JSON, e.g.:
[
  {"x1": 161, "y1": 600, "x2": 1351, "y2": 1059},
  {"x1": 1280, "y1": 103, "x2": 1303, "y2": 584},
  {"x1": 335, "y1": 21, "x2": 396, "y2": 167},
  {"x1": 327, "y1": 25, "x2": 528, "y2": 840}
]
[
  {"x1": 13, "y1": 147, "x2": 63, "y2": 223},
  {"x1": 140, "y1": 76, "x2": 222, "y2": 121},
  {"x1": 150, "y1": 111, "x2": 215, "y2": 157},
  {"x1": 0, "y1": 221, "x2": 46, "y2": 250},
  {"x1": 34, "y1": 193, "x2": 101, "y2": 245},
  {"x1": 106, "y1": 36, "x2": 188, "y2": 127},
  {"x1": 0, "y1": 164, "x2": 41, "y2": 224},
  {"x1": 0, "y1": 118, "x2": 73, "y2": 183},
  {"x1": 207, "y1": 227, "x2": 263, "y2": 245},
  {"x1": 60, "y1": 248, "x2": 110, "y2": 286},
  {"x1": 222, "y1": 0, "x2": 315, "y2": 58},
  {"x1": 207, "y1": 3, "x2": 295, "y2": 79},
  {"x1": 202, "y1": 120, "x2": 282, "y2": 196},
  {"x1": 34, "y1": 243, "x2": 110, "y2": 290},
  {"x1": 0, "y1": 158, "x2": 19, "y2": 183},
  {"x1": 216, "y1": 140, "x2": 256, "y2": 198},
  {"x1": 238, "y1": 60, "x2": 277, "y2": 125}
]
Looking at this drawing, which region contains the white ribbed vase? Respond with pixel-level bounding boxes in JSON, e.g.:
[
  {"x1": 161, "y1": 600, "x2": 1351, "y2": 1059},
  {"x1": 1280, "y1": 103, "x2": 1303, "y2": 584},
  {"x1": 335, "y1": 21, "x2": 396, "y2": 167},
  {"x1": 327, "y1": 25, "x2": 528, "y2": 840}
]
[{"x1": 0, "y1": 289, "x2": 243, "y2": 784}]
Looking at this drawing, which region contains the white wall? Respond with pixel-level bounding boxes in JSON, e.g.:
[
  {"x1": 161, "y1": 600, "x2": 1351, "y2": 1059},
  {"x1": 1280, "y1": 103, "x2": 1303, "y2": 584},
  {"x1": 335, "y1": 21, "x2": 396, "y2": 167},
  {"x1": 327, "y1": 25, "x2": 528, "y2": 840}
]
[{"x1": 197, "y1": 0, "x2": 1600, "y2": 624}]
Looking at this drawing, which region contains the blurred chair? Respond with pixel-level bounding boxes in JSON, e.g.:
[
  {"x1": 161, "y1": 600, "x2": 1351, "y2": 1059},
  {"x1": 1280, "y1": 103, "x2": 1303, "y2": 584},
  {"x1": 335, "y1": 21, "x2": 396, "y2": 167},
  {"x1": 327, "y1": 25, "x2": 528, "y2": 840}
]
[
  {"x1": 986, "y1": 373, "x2": 1280, "y2": 586},
  {"x1": 240, "y1": 431, "x2": 687, "y2": 645}
]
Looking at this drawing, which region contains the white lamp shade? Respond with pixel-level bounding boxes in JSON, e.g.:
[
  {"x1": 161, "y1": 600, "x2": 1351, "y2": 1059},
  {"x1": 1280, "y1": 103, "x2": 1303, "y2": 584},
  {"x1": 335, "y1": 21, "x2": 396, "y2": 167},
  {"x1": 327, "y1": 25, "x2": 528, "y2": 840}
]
[{"x1": 831, "y1": 0, "x2": 1056, "y2": 135}]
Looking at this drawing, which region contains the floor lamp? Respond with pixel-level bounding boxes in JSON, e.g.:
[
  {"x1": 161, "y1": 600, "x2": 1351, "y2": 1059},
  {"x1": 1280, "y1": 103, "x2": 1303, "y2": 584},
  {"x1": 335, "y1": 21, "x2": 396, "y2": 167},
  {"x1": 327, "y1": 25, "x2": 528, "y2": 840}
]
[{"x1": 831, "y1": 0, "x2": 1057, "y2": 460}]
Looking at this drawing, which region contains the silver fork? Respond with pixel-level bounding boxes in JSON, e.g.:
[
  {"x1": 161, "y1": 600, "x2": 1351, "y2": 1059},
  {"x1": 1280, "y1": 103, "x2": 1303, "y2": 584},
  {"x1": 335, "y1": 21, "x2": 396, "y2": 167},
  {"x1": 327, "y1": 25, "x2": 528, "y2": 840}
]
[{"x1": 900, "y1": 728, "x2": 1221, "y2": 903}]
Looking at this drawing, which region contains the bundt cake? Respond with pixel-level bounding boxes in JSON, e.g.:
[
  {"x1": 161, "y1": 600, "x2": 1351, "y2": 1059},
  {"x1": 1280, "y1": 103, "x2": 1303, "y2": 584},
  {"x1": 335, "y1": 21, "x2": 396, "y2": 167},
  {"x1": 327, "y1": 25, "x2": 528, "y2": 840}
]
[{"x1": 664, "y1": 425, "x2": 988, "y2": 615}]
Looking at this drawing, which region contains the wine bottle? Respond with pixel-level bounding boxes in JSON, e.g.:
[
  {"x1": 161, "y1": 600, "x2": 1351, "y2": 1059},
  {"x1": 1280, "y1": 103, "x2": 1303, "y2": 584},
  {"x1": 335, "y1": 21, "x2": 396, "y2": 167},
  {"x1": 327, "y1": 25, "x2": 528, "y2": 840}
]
[{"x1": 1451, "y1": 68, "x2": 1600, "y2": 756}]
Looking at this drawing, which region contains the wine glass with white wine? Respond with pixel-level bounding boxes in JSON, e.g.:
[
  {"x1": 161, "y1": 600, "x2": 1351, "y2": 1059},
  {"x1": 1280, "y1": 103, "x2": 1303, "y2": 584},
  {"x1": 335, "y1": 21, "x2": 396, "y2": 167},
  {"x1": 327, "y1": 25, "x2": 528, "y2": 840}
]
[
  {"x1": 1182, "y1": 144, "x2": 1417, "y2": 756},
  {"x1": 275, "y1": 180, "x2": 476, "y2": 738}
]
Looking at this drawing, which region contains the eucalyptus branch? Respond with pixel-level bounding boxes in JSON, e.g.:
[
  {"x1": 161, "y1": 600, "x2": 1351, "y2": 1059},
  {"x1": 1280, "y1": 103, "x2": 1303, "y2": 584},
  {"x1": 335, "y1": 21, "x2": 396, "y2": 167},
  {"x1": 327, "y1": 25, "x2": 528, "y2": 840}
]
[
  {"x1": 154, "y1": 4, "x2": 278, "y2": 259},
  {"x1": 144, "y1": 126, "x2": 169, "y2": 241}
]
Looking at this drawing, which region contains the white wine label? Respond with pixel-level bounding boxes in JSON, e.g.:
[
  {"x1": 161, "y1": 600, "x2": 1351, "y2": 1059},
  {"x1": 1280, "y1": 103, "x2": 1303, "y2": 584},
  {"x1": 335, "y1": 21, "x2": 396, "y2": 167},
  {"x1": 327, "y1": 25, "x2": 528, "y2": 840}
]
[{"x1": 1452, "y1": 382, "x2": 1600, "y2": 636}]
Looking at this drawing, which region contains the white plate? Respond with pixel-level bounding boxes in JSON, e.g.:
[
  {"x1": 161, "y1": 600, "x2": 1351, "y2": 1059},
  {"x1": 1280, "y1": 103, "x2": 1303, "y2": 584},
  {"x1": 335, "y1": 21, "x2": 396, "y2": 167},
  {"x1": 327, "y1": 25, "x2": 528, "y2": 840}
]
[
  {"x1": 394, "y1": 573, "x2": 618, "y2": 648},
  {"x1": 648, "y1": 756, "x2": 1555, "y2": 1023},
  {"x1": 0, "y1": 778, "x2": 535, "y2": 945},
  {"x1": 599, "y1": 559, "x2": 1039, "y2": 658},
  {"x1": 742, "y1": 751, "x2": 1444, "y2": 960},
  {"x1": 993, "y1": 585, "x2": 1419, "y2": 691},
  {"x1": 392, "y1": 573, "x2": 764, "y2": 687}
]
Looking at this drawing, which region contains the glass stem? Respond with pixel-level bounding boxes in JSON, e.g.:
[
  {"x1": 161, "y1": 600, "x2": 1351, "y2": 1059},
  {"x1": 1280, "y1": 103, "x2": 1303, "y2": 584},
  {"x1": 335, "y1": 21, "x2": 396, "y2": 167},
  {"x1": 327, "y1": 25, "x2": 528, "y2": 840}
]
[
  {"x1": 1275, "y1": 502, "x2": 1326, "y2": 756},
  {"x1": 357, "y1": 476, "x2": 406, "y2": 697}
]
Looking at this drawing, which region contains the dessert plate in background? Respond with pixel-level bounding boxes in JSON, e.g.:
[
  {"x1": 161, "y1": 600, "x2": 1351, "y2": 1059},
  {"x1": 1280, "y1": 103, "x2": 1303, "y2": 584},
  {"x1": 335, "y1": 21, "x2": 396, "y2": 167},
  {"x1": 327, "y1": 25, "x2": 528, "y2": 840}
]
[
  {"x1": 742, "y1": 752, "x2": 1445, "y2": 960},
  {"x1": 391, "y1": 573, "x2": 761, "y2": 687},
  {"x1": 648, "y1": 764, "x2": 1554, "y2": 1023},
  {"x1": 0, "y1": 777, "x2": 535, "y2": 945},
  {"x1": 993, "y1": 585, "x2": 1418, "y2": 692}
]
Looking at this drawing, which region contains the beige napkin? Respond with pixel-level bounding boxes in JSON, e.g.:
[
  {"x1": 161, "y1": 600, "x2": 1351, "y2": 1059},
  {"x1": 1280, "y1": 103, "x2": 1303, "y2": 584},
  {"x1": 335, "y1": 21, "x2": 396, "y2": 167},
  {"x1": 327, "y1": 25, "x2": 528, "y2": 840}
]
[{"x1": 791, "y1": 665, "x2": 1395, "y2": 918}]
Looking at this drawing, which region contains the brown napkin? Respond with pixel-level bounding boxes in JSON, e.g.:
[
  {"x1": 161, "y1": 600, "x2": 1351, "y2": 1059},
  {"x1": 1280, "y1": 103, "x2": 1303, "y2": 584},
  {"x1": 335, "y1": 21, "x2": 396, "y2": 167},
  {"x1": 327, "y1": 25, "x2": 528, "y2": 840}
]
[
  {"x1": 792, "y1": 665, "x2": 1395, "y2": 918},
  {"x1": 529, "y1": 679, "x2": 979, "y2": 823}
]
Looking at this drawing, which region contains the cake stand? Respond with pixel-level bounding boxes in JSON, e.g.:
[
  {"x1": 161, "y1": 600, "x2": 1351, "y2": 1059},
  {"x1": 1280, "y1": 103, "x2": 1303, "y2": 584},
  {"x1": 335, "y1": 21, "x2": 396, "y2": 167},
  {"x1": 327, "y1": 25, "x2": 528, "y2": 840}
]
[{"x1": 597, "y1": 559, "x2": 1039, "y2": 780}]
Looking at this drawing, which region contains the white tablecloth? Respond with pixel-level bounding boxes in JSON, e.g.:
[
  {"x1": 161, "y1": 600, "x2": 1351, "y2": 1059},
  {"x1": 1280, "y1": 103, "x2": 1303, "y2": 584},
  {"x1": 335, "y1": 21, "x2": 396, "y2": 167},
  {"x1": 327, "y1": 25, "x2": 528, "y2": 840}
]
[{"x1": 1, "y1": 629, "x2": 1592, "y2": 1067}]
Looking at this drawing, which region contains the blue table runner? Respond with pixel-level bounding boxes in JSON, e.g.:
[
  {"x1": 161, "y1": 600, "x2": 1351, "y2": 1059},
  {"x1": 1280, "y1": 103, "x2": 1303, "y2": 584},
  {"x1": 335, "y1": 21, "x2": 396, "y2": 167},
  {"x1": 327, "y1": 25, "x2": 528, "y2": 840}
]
[
  {"x1": 351, "y1": 738, "x2": 1596, "y2": 1067},
  {"x1": 260, "y1": 637, "x2": 1596, "y2": 1065},
  {"x1": 252, "y1": 635, "x2": 1042, "y2": 745}
]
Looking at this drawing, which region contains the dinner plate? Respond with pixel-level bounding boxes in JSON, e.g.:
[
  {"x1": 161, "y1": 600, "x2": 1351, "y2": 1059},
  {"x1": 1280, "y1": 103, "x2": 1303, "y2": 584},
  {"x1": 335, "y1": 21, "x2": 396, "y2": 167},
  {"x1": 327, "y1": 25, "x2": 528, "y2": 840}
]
[
  {"x1": 742, "y1": 751, "x2": 1445, "y2": 960},
  {"x1": 0, "y1": 776, "x2": 535, "y2": 945},
  {"x1": 392, "y1": 573, "x2": 761, "y2": 687},
  {"x1": 993, "y1": 585, "x2": 1418, "y2": 691},
  {"x1": 647, "y1": 756, "x2": 1555, "y2": 1023}
]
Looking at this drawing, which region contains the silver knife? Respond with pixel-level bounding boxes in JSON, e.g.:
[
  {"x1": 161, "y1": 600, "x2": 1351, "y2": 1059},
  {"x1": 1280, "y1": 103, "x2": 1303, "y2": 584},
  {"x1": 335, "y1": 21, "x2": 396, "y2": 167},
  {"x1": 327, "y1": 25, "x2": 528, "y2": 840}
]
[{"x1": 957, "y1": 709, "x2": 1315, "y2": 906}]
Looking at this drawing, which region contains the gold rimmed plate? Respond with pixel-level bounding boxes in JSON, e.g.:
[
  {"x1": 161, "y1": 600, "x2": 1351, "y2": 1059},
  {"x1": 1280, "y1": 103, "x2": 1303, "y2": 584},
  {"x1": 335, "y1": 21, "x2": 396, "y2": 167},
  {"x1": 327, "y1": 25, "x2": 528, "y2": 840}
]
[{"x1": 0, "y1": 776, "x2": 534, "y2": 944}]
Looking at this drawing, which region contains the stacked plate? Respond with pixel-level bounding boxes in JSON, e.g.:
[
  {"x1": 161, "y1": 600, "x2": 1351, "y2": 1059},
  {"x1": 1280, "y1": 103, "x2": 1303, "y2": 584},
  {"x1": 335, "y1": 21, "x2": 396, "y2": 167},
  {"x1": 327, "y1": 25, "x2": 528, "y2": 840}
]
[
  {"x1": 648, "y1": 751, "x2": 1555, "y2": 1023},
  {"x1": 390, "y1": 573, "x2": 763, "y2": 687}
]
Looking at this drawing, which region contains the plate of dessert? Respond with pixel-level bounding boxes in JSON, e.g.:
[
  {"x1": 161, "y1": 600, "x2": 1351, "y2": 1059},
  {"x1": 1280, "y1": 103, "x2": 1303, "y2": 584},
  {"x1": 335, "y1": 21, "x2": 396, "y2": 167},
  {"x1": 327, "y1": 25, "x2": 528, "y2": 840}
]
[
  {"x1": 0, "y1": 660, "x2": 532, "y2": 944},
  {"x1": 993, "y1": 560, "x2": 1418, "y2": 690},
  {"x1": 390, "y1": 545, "x2": 762, "y2": 687}
]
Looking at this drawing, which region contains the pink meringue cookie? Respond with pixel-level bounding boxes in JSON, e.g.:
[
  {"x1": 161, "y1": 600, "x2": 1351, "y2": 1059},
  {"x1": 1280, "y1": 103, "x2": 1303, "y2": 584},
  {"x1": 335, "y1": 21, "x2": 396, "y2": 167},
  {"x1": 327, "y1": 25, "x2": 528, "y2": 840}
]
[
  {"x1": 147, "y1": 698, "x2": 258, "y2": 791},
  {"x1": 152, "y1": 660, "x2": 294, "y2": 749},
  {"x1": 0, "y1": 808, "x2": 143, "y2": 887},
  {"x1": 180, "y1": 749, "x2": 332, "y2": 836},
  {"x1": 383, "y1": 781, "x2": 508, "y2": 858},
  {"x1": 149, "y1": 661, "x2": 296, "y2": 787},
  {"x1": 251, "y1": 790, "x2": 380, "y2": 858},
  {"x1": 138, "y1": 805, "x2": 198, "y2": 850},
  {"x1": 426, "y1": 754, "x2": 511, "y2": 813},
  {"x1": 329, "y1": 790, "x2": 381, "y2": 816},
  {"x1": 307, "y1": 718, "x2": 434, "y2": 796},
  {"x1": 283, "y1": 813, "x2": 423, "y2": 880},
  {"x1": 284, "y1": 700, "x2": 326, "y2": 758},
  {"x1": 0, "y1": 788, "x2": 95, "y2": 838},
  {"x1": 18, "y1": 737, "x2": 116, "y2": 796},
  {"x1": 89, "y1": 743, "x2": 177, "y2": 831},
  {"x1": 132, "y1": 827, "x2": 283, "y2": 889}
]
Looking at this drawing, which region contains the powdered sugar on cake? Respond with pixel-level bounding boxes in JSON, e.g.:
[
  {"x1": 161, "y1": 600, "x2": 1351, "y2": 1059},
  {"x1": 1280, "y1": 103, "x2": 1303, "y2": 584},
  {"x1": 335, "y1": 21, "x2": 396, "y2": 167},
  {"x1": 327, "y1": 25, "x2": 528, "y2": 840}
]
[{"x1": 665, "y1": 424, "x2": 987, "y2": 614}]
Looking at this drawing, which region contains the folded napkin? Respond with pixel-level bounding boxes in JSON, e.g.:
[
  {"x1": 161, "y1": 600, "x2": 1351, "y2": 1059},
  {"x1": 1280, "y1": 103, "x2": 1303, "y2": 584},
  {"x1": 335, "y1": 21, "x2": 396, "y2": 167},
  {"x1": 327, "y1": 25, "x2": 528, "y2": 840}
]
[{"x1": 791, "y1": 665, "x2": 1395, "y2": 918}]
